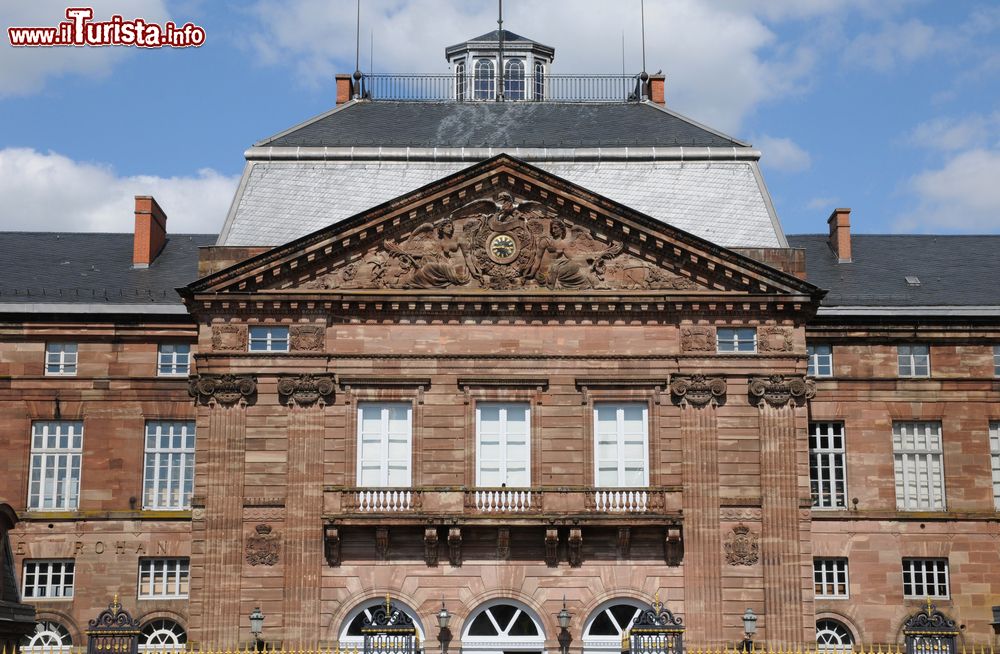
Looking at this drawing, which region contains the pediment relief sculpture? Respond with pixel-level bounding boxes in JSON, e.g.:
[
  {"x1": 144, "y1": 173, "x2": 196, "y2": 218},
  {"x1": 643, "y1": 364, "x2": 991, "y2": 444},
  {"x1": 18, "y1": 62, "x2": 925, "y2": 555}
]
[{"x1": 302, "y1": 192, "x2": 702, "y2": 292}]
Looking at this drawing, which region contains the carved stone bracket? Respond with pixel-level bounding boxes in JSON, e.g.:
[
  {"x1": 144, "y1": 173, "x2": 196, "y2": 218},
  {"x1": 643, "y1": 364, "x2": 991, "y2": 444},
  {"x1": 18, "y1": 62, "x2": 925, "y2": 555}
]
[
  {"x1": 617, "y1": 527, "x2": 631, "y2": 558},
  {"x1": 574, "y1": 378, "x2": 667, "y2": 405},
  {"x1": 724, "y1": 524, "x2": 759, "y2": 566},
  {"x1": 669, "y1": 374, "x2": 727, "y2": 407},
  {"x1": 757, "y1": 326, "x2": 794, "y2": 352},
  {"x1": 290, "y1": 324, "x2": 325, "y2": 351},
  {"x1": 277, "y1": 374, "x2": 336, "y2": 407},
  {"x1": 211, "y1": 324, "x2": 247, "y2": 351},
  {"x1": 544, "y1": 528, "x2": 559, "y2": 567},
  {"x1": 424, "y1": 527, "x2": 439, "y2": 566},
  {"x1": 375, "y1": 526, "x2": 390, "y2": 561},
  {"x1": 324, "y1": 526, "x2": 341, "y2": 567},
  {"x1": 448, "y1": 527, "x2": 462, "y2": 567},
  {"x1": 497, "y1": 527, "x2": 510, "y2": 561},
  {"x1": 680, "y1": 326, "x2": 716, "y2": 352},
  {"x1": 568, "y1": 528, "x2": 583, "y2": 567},
  {"x1": 189, "y1": 374, "x2": 257, "y2": 406},
  {"x1": 246, "y1": 524, "x2": 280, "y2": 566},
  {"x1": 664, "y1": 526, "x2": 683, "y2": 566},
  {"x1": 747, "y1": 375, "x2": 816, "y2": 408}
]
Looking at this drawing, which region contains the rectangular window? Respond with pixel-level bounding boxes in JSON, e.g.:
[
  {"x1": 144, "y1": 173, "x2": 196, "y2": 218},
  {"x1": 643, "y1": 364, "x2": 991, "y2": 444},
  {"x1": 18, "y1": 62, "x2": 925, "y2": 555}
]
[
  {"x1": 28, "y1": 422, "x2": 83, "y2": 511},
  {"x1": 594, "y1": 403, "x2": 649, "y2": 487},
  {"x1": 157, "y1": 343, "x2": 191, "y2": 376},
  {"x1": 137, "y1": 558, "x2": 189, "y2": 599},
  {"x1": 248, "y1": 326, "x2": 289, "y2": 352},
  {"x1": 810, "y1": 422, "x2": 847, "y2": 509},
  {"x1": 717, "y1": 327, "x2": 756, "y2": 353},
  {"x1": 476, "y1": 402, "x2": 530, "y2": 487},
  {"x1": 813, "y1": 558, "x2": 849, "y2": 598},
  {"x1": 808, "y1": 344, "x2": 833, "y2": 377},
  {"x1": 898, "y1": 344, "x2": 930, "y2": 377},
  {"x1": 994, "y1": 345, "x2": 1000, "y2": 377},
  {"x1": 143, "y1": 421, "x2": 196, "y2": 510},
  {"x1": 902, "y1": 558, "x2": 949, "y2": 598},
  {"x1": 893, "y1": 421, "x2": 945, "y2": 511},
  {"x1": 45, "y1": 343, "x2": 78, "y2": 376},
  {"x1": 990, "y1": 422, "x2": 1000, "y2": 510},
  {"x1": 356, "y1": 403, "x2": 412, "y2": 487},
  {"x1": 22, "y1": 560, "x2": 74, "y2": 599}
]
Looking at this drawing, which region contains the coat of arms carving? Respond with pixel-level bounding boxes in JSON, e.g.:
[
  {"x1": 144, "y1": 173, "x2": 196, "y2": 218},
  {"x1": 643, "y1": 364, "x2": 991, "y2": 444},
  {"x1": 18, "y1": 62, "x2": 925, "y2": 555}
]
[
  {"x1": 245, "y1": 523, "x2": 280, "y2": 566},
  {"x1": 724, "y1": 523, "x2": 759, "y2": 566},
  {"x1": 302, "y1": 192, "x2": 700, "y2": 292}
]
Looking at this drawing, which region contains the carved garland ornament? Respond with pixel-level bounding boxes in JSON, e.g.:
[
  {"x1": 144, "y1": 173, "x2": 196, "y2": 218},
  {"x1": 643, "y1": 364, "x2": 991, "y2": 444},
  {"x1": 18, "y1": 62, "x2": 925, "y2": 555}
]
[
  {"x1": 302, "y1": 192, "x2": 700, "y2": 292},
  {"x1": 245, "y1": 524, "x2": 280, "y2": 566},
  {"x1": 748, "y1": 375, "x2": 816, "y2": 407},
  {"x1": 189, "y1": 374, "x2": 257, "y2": 406},
  {"x1": 277, "y1": 374, "x2": 336, "y2": 407},
  {"x1": 724, "y1": 524, "x2": 759, "y2": 566},
  {"x1": 669, "y1": 374, "x2": 727, "y2": 407}
]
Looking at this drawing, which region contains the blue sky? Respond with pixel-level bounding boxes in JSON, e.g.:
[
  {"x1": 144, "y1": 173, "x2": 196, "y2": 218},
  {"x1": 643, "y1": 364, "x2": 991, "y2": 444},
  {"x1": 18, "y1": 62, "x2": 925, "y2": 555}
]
[{"x1": 1, "y1": 0, "x2": 998, "y2": 236}]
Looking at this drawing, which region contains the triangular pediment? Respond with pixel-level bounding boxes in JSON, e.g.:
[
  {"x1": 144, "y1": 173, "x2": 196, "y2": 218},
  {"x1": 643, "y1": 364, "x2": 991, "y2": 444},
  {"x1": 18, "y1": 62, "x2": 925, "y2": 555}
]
[{"x1": 187, "y1": 155, "x2": 820, "y2": 303}]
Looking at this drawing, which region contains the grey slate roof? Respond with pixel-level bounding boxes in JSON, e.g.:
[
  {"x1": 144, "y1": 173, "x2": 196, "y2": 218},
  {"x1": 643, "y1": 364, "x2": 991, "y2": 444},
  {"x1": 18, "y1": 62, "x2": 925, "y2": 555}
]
[
  {"x1": 0, "y1": 233, "x2": 215, "y2": 307},
  {"x1": 466, "y1": 29, "x2": 535, "y2": 43},
  {"x1": 787, "y1": 234, "x2": 1000, "y2": 307},
  {"x1": 257, "y1": 101, "x2": 746, "y2": 149}
]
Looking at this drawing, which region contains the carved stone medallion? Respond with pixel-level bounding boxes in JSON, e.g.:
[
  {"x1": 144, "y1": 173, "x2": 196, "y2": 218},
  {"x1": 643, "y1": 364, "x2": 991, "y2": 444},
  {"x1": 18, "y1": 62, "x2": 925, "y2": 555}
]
[
  {"x1": 724, "y1": 524, "x2": 759, "y2": 566},
  {"x1": 246, "y1": 524, "x2": 280, "y2": 566},
  {"x1": 748, "y1": 375, "x2": 816, "y2": 407},
  {"x1": 277, "y1": 374, "x2": 335, "y2": 407},
  {"x1": 669, "y1": 374, "x2": 727, "y2": 407},
  {"x1": 680, "y1": 326, "x2": 716, "y2": 352},
  {"x1": 211, "y1": 324, "x2": 247, "y2": 351},
  {"x1": 290, "y1": 324, "x2": 325, "y2": 351},
  {"x1": 189, "y1": 374, "x2": 257, "y2": 406},
  {"x1": 757, "y1": 326, "x2": 793, "y2": 352}
]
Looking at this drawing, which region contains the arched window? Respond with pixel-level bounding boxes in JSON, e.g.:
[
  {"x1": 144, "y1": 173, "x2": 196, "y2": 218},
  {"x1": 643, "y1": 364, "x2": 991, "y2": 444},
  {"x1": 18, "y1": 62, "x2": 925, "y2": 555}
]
[
  {"x1": 462, "y1": 601, "x2": 544, "y2": 654},
  {"x1": 533, "y1": 62, "x2": 545, "y2": 100},
  {"x1": 504, "y1": 59, "x2": 525, "y2": 100},
  {"x1": 22, "y1": 621, "x2": 72, "y2": 652},
  {"x1": 140, "y1": 619, "x2": 187, "y2": 652},
  {"x1": 339, "y1": 601, "x2": 424, "y2": 648},
  {"x1": 583, "y1": 601, "x2": 645, "y2": 654},
  {"x1": 455, "y1": 61, "x2": 467, "y2": 101},
  {"x1": 816, "y1": 619, "x2": 854, "y2": 652},
  {"x1": 474, "y1": 59, "x2": 495, "y2": 100}
]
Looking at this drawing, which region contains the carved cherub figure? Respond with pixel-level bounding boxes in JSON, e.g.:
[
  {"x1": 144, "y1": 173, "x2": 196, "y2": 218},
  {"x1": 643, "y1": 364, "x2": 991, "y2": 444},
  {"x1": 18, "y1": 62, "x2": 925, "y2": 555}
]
[{"x1": 384, "y1": 219, "x2": 470, "y2": 289}]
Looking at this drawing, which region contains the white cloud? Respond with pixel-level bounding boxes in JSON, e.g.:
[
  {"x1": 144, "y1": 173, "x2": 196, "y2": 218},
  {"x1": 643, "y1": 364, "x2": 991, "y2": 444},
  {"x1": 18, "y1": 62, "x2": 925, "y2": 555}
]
[
  {"x1": 907, "y1": 113, "x2": 1000, "y2": 151},
  {"x1": 0, "y1": 148, "x2": 238, "y2": 234},
  {"x1": 755, "y1": 135, "x2": 812, "y2": 172},
  {"x1": 842, "y1": 18, "x2": 947, "y2": 72},
  {"x1": 898, "y1": 149, "x2": 1000, "y2": 231},
  {"x1": 807, "y1": 196, "x2": 838, "y2": 210},
  {"x1": 244, "y1": 0, "x2": 832, "y2": 133},
  {"x1": 0, "y1": 1, "x2": 170, "y2": 97}
]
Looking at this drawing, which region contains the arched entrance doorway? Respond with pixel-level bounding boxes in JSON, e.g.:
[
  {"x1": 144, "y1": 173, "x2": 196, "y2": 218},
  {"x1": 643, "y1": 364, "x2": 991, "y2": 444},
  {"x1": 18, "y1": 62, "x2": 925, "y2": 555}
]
[
  {"x1": 582, "y1": 600, "x2": 645, "y2": 654},
  {"x1": 339, "y1": 600, "x2": 425, "y2": 650},
  {"x1": 462, "y1": 600, "x2": 546, "y2": 654}
]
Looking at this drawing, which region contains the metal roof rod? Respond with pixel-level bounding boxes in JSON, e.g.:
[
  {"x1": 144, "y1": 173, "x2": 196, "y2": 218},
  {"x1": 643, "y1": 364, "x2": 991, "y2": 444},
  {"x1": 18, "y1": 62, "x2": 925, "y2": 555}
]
[{"x1": 497, "y1": 0, "x2": 505, "y2": 101}]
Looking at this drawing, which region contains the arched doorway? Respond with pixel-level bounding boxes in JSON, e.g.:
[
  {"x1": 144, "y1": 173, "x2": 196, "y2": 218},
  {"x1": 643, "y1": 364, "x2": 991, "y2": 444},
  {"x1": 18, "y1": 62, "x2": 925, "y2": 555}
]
[
  {"x1": 339, "y1": 600, "x2": 425, "y2": 650},
  {"x1": 139, "y1": 619, "x2": 187, "y2": 652},
  {"x1": 462, "y1": 600, "x2": 545, "y2": 654},
  {"x1": 21, "y1": 621, "x2": 72, "y2": 653},
  {"x1": 582, "y1": 600, "x2": 645, "y2": 654},
  {"x1": 816, "y1": 619, "x2": 854, "y2": 652}
]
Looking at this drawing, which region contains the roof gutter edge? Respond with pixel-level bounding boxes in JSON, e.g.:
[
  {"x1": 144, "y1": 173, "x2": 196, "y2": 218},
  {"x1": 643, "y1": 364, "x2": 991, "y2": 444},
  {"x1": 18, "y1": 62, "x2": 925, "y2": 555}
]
[
  {"x1": 817, "y1": 306, "x2": 1000, "y2": 317},
  {"x1": 243, "y1": 146, "x2": 763, "y2": 163},
  {"x1": 0, "y1": 303, "x2": 188, "y2": 315}
]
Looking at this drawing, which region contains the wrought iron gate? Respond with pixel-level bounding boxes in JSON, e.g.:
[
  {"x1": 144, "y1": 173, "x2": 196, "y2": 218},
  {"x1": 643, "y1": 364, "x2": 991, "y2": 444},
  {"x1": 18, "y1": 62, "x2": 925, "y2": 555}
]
[
  {"x1": 85, "y1": 596, "x2": 140, "y2": 654},
  {"x1": 903, "y1": 603, "x2": 959, "y2": 654},
  {"x1": 362, "y1": 596, "x2": 419, "y2": 654},
  {"x1": 623, "y1": 596, "x2": 684, "y2": 654}
]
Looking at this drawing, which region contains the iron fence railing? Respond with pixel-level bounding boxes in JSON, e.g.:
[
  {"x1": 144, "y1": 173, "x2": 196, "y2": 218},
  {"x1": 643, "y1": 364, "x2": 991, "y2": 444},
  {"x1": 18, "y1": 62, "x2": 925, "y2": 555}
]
[{"x1": 355, "y1": 73, "x2": 646, "y2": 102}]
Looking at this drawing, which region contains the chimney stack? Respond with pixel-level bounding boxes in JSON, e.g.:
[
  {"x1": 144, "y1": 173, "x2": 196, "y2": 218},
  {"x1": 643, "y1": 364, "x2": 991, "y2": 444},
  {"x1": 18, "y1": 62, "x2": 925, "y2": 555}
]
[
  {"x1": 336, "y1": 74, "x2": 354, "y2": 105},
  {"x1": 648, "y1": 73, "x2": 666, "y2": 105},
  {"x1": 827, "y1": 207, "x2": 852, "y2": 263},
  {"x1": 133, "y1": 196, "x2": 168, "y2": 268}
]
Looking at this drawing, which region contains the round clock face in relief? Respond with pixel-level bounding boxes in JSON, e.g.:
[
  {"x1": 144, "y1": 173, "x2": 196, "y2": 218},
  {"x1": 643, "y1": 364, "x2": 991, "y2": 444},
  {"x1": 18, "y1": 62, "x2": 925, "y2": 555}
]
[{"x1": 488, "y1": 233, "x2": 518, "y2": 263}]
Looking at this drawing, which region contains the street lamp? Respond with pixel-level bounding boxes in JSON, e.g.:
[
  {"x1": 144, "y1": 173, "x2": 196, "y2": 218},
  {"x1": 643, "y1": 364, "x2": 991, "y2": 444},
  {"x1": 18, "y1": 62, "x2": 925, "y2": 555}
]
[
  {"x1": 437, "y1": 601, "x2": 452, "y2": 654},
  {"x1": 249, "y1": 606, "x2": 265, "y2": 652},
  {"x1": 557, "y1": 597, "x2": 572, "y2": 654},
  {"x1": 741, "y1": 608, "x2": 757, "y2": 652}
]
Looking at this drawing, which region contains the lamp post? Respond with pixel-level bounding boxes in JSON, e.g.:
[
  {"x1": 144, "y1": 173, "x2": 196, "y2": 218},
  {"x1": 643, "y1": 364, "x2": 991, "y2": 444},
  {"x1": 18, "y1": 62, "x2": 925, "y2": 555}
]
[
  {"x1": 991, "y1": 606, "x2": 1000, "y2": 650},
  {"x1": 437, "y1": 602, "x2": 452, "y2": 654},
  {"x1": 249, "y1": 606, "x2": 265, "y2": 652},
  {"x1": 557, "y1": 597, "x2": 572, "y2": 654},
  {"x1": 741, "y1": 608, "x2": 757, "y2": 653}
]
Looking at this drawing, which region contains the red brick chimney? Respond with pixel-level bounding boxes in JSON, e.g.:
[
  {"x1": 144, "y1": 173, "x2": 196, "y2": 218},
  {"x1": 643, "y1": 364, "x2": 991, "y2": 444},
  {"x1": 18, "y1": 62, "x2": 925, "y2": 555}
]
[
  {"x1": 133, "y1": 196, "x2": 168, "y2": 268},
  {"x1": 336, "y1": 74, "x2": 354, "y2": 104},
  {"x1": 648, "y1": 74, "x2": 666, "y2": 105},
  {"x1": 827, "y1": 208, "x2": 852, "y2": 263}
]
